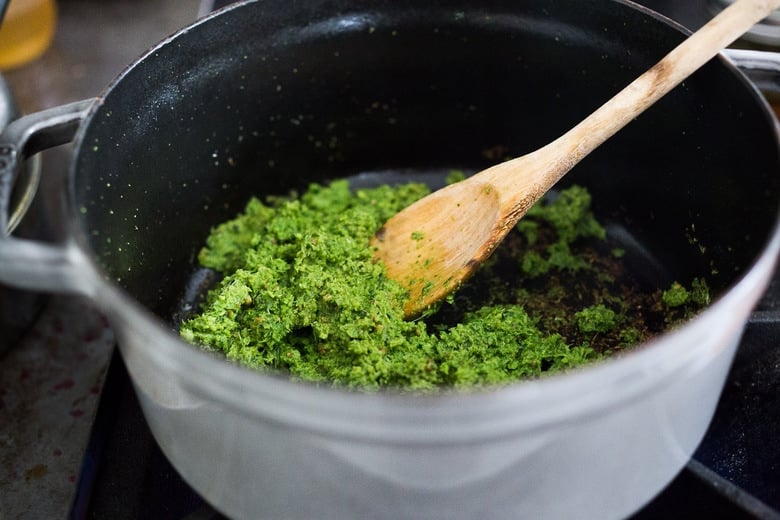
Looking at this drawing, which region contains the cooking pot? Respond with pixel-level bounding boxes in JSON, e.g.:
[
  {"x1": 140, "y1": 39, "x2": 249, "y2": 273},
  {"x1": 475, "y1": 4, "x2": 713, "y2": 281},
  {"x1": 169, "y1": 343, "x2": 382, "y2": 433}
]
[{"x1": 1, "y1": 1, "x2": 779, "y2": 518}]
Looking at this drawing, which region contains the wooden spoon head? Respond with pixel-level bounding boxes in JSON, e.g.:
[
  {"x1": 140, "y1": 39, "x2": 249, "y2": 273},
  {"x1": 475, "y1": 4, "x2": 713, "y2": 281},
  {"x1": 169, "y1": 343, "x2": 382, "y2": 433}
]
[{"x1": 371, "y1": 180, "x2": 507, "y2": 318}]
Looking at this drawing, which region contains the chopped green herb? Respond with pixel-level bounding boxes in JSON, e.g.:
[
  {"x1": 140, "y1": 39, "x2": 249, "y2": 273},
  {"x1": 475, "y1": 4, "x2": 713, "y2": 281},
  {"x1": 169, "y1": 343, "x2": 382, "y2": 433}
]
[
  {"x1": 180, "y1": 180, "x2": 710, "y2": 392},
  {"x1": 575, "y1": 304, "x2": 618, "y2": 334},
  {"x1": 445, "y1": 169, "x2": 466, "y2": 185},
  {"x1": 662, "y1": 282, "x2": 689, "y2": 307}
]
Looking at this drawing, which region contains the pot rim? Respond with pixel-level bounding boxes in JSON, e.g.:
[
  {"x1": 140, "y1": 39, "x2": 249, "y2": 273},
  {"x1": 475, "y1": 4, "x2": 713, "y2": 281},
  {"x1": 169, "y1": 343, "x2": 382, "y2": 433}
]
[{"x1": 68, "y1": 0, "x2": 780, "y2": 444}]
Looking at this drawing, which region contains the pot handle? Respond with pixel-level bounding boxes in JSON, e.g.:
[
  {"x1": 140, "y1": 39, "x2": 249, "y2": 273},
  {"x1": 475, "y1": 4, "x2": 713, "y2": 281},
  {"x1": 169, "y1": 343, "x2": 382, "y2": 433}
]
[
  {"x1": 723, "y1": 48, "x2": 780, "y2": 90},
  {"x1": 0, "y1": 98, "x2": 101, "y2": 295}
]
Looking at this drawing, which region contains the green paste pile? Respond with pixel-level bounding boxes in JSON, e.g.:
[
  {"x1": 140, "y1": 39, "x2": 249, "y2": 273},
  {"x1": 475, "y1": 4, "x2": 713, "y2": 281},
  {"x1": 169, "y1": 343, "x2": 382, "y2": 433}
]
[{"x1": 180, "y1": 175, "x2": 709, "y2": 391}]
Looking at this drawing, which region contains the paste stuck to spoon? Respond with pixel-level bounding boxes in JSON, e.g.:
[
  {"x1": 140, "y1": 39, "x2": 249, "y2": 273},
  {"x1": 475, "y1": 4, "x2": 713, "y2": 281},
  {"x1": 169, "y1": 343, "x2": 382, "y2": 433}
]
[{"x1": 180, "y1": 176, "x2": 708, "y2": 392}]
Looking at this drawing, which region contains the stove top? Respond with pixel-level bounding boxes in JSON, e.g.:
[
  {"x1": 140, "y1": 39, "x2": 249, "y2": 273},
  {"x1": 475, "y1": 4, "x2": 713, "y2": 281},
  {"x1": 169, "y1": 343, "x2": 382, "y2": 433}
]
[{"x1": 66, "y1": 1, "x2": 780, "y2": 519}]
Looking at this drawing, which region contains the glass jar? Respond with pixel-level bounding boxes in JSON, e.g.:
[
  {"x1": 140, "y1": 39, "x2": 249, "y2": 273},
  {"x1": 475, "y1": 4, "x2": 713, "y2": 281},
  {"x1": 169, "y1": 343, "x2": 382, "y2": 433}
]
[{"x1": 0, "y1": 0, "x2": 57, "y2": 70}]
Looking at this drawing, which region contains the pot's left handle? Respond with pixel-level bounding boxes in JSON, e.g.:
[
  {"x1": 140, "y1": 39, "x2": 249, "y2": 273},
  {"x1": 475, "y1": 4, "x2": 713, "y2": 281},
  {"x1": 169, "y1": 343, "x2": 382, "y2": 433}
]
[{"x1": 0, "y1": 99, "x2": 102, "y2": 295}]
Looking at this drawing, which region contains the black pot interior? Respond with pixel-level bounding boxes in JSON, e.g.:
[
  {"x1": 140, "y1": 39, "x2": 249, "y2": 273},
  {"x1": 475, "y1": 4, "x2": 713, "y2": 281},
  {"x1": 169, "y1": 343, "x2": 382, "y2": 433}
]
[{"x1": 72, "y1": 0, "x2": 780, "y2": 321}]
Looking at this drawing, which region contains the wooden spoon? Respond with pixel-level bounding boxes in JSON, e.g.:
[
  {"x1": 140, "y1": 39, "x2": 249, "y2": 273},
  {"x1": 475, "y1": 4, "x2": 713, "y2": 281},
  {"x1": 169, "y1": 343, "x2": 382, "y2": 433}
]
[{"x1": 372, "y1": 0, "x2": 780, "y2": 318}]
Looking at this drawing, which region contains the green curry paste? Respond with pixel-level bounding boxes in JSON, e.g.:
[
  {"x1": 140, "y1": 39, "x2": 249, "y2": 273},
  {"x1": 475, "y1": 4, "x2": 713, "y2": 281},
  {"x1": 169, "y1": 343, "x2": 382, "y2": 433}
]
[{"x1": 180, "y1": 177, "x2": 709, "y2": 391}]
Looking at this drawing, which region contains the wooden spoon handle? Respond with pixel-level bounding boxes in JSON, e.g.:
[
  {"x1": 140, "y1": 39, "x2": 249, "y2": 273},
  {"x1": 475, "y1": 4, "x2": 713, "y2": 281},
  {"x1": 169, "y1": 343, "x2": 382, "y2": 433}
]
[{"x1": 490, "y1": 0, "x2": 780, "y2": 195}]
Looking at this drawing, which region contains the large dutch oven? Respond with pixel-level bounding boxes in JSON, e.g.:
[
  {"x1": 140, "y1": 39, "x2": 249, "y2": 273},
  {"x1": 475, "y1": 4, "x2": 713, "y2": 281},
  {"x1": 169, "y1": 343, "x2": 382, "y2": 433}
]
[{"x1": 1, "y1": 1, "x2": 780, "y2": 518}]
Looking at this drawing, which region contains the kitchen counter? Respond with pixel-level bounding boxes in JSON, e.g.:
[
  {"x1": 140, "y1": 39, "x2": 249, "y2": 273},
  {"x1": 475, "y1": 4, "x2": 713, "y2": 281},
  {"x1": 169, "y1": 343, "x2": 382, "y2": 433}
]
[{"x1": 0, "y1": 2, "x2": 202, "y2": 518}]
